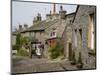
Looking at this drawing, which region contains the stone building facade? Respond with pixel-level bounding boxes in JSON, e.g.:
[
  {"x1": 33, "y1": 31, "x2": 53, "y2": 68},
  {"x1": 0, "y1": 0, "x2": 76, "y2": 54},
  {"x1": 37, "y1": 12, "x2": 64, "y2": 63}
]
[
  {"x1": 73, "y1": 5, "x2": 96, "y2": 68},
  {"x1": 12, "y1": 4, "x2": 96, "y2": 68},
  {"x1": 62, "y1": 5, "x2": 96, "y2": 68}
]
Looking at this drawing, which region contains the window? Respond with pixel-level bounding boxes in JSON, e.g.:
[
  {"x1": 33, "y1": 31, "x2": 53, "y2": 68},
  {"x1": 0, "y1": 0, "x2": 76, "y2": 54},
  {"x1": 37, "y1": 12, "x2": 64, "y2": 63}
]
[
  {"x1": 50, "y1": 31, "x2": 56, "y2": 37},
  {"x1": 79, "y1": 29, "x2": 82, "y2": 39},
  {"x1": 52, "y1": 32, "x2": 55, "y2": 36}
]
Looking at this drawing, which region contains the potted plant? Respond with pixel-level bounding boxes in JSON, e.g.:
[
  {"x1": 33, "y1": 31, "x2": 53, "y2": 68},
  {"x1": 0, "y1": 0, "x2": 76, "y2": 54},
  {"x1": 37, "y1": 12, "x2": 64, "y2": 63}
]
[{"x1": 76, "y1": 52, "x2": 83, "y2": 69}]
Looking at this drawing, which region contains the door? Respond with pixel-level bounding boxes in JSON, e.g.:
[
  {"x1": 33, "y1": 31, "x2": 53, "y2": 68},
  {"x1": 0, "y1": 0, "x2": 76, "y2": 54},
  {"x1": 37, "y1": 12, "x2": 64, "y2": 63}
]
[
  {"x1": 69, "y1": 43, "x2": 72, "y2": 60},
  {"x1": 36, "y1": 44, "x2": 41, "y2": 56}
]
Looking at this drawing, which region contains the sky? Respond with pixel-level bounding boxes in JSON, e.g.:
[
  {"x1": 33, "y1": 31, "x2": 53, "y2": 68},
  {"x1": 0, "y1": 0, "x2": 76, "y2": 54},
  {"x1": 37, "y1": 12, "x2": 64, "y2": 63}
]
[{"x1": 12, "y1": 1, "x2": 77, "y2": 31}]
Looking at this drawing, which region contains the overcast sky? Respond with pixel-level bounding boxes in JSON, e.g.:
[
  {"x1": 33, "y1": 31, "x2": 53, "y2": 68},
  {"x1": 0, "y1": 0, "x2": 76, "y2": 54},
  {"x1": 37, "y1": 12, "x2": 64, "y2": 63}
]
[{"x1": 12, "y1": 1, "x2": 77, "y2": 31}]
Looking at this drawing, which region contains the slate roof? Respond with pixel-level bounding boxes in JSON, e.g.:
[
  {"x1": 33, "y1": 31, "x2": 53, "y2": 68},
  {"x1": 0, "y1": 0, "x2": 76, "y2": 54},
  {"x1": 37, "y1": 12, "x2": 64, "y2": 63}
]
[
  {"x1": 22, "y1": 19, "x2": 59, "y2": 32},
  {"x1": 12, "y1": 19, "x2": 59, "y2": 35},
  {"x1": 12, "y1": 11, "x2": 77, "y2": 35}
]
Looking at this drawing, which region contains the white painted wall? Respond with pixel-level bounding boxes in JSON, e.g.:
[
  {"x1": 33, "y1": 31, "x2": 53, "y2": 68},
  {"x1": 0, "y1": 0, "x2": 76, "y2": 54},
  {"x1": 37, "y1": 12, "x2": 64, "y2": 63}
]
[{"x1": 91, "y1": 16, "x2": 94, "y2": 50}]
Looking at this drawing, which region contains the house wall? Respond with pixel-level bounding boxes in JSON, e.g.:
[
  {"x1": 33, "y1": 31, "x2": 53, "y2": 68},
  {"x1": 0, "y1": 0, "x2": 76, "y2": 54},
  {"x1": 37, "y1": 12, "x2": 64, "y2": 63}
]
[
  {"x1": 34, "y1": 32, "x2": 45, "y2": 44},
  {"x1": 62, "y1": 5, "x2": 96, "y2": 67},
  {"x1": 44, "y1": 19, "x2": 67, "y2": 57},
  {"x1": 45, "y1": 19, "x2": 67, "y2": 39},
  {"x1": 62, "y1": 25, "x2": 73, "y2": 59},
  {"x1": 12, "y1": 35, "x2": 16, "y2": 46},
  {"x1": 72, "y1": 5, "x2": 96, "y2": 65},
  {"x1": 31, "y1": 31, "x2": 46, "y2": 57},
  {"x1": 44, "y1": 13, "x2": 75, "y2": 59},
  {"x1": 61, "y1": 14, "x2": 75, "y2": 59},
  {"x1": 21, "y1": 32, "x2": 30, "y2": 37}
]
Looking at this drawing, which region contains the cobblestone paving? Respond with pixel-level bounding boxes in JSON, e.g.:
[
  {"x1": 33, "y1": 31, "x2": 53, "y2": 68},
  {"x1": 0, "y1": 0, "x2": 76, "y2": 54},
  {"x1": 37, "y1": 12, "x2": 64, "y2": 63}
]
[{"x1": 12, "y1": 55, "x2": 95, "y2": 74}]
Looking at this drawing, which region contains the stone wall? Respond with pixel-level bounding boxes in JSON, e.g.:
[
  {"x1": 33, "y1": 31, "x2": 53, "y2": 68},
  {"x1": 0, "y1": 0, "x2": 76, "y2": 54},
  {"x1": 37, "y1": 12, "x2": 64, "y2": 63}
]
[
  {"x1": 61, "y1": 13, "x2": 75, "y2": 59},
  {"x1": 62, "y1": 5, "x2": 96, "y2": 68},
  {"x1": 72, "y1": 5, "x2": 96, "y2": 65},
  {"x1": 12, "y1": 35, "x2": 16, "y2": 46}
]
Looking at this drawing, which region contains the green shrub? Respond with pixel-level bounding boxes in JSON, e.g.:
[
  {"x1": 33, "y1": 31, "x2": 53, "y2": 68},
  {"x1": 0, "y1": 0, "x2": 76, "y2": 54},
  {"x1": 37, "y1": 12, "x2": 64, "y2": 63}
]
[
  {"x1": 48, "y1": 42, "x2": 64, "y2": 59},
  {"x1": 49, "y1": 48, "x2": 59, "y2": 59},
  {"x1": 12, "y1": 45, "x2": 17, "y2": 50},
  {"x1": 12, "y1": 45, "x2": 20, "y2": 50},
  {"x1": 20, "y1": 36, "x2": 29, "y2": 45},
  {"x1": 16, "y1": 33, "x2": 21, "y2": 50},
  {"x1": 17, "y1": 48, "x2": 29, "y2": 56},
  {"x1": 16, "y1": 45, "x2": 21, "y2": 50},
  {"x1": 16, "y1": 33, "x2": 29, "y2": 50}
]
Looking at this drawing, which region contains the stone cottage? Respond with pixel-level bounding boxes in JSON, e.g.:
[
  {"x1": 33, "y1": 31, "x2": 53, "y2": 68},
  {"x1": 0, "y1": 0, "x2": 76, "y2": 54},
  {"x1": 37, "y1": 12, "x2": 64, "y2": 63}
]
[{"x1": 12, "y1": 4, "x2": 96, "y2": 68}]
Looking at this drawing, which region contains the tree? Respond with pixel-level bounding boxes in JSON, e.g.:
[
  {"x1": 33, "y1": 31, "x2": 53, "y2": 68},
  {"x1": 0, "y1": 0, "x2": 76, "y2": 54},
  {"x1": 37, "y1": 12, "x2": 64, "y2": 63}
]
[
  {"x1": 16, "y1": 33, "x2": 21, "y2": 50},
  {"x1": 20, "y1": 36, "x2": 29, "y2": 45}
]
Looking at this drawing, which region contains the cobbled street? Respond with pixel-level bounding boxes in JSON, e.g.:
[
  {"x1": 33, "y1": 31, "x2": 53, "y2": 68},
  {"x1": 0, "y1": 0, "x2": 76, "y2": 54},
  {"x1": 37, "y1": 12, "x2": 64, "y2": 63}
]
[{"x1": 12, "y1": 56, "x2": 78, "y2": 74}]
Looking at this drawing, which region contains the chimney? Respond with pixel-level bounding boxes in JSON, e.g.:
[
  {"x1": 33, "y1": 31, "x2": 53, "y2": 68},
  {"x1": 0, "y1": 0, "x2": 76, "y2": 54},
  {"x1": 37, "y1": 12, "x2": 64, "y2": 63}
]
[
  {"x1": 60, "y1": 5, "x2": 63, "y2": 11},
  {"x1": 19, "y1": 25, "x2": 22, "y2": 30},
  {"x1": 33, "y1": 17, "x2": 36, "y2": 24},
  {"x1": 59, "y1": 5, "x2": 67, "y2": 19},
  {"x1": 33, "y1": 13, "x2": 42, "y2": 24},
  {"x1": 53, "y1": 3, "x2": 56, "y2": 14},
  {"x1": 24, "y1": 24, "x2": 28, "y2": 29},
  {"x1": 37, "y1": 13, "x2": 42, "y2": 21},
  {"x1": 50, "y1": 10, "x2": 52, "y2": 15}
]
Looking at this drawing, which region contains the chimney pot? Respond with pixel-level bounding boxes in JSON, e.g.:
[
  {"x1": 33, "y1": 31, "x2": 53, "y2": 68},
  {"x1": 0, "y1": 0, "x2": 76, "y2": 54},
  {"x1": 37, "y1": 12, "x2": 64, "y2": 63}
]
[
  {"x1": 24, "y1": 24, "x2": 28, "y2": 29},
  {"x1": 50, "y1": 10, "x2": 51, "y2": 15},
  {"x1": 53, "y1": 3, "x2": 56, "y2": 14},
  {"x1": 19, "y1": 25, "x2": 22, "y2": 30},
  {"x1": 60, "y1": 5, "x2": 63, "y2": 11}
]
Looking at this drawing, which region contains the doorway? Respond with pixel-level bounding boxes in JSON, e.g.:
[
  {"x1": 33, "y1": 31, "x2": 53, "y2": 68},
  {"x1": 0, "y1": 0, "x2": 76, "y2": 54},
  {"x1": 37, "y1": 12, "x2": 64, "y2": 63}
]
[{"x1": 68, "y1": 43, "x2": 72, "y2": 60}]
